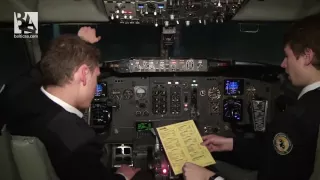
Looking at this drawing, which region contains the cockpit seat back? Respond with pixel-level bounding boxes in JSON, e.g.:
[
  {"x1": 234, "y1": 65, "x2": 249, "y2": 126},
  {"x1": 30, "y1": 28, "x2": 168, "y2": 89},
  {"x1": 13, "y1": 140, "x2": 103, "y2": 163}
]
[
  {"x1": 0, "y1": 125, "x2": 21, "y2": 180},
  {"x1": 310, "y1": 126, "x2": 320, "y2": 180}
]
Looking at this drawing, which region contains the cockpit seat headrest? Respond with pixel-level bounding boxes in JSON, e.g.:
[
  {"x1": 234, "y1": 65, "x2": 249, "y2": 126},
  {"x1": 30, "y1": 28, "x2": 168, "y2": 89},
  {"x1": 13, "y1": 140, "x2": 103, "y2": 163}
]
[
  {"x1": 0, "y1": 125, "x2": 21, "y2": 180},
  {"x1": 11, "y1": 135, "x2": 60, "y2": 180},
  {"x1": 0, "y1": 125, "x2": 59, "y2": 180}
]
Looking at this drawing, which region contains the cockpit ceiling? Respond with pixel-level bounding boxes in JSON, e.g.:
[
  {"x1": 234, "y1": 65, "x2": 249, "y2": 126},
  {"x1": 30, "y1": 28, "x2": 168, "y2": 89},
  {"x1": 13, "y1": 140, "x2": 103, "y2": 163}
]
[{"x1": 0, "y1": 0, "x2": 319, "y2": 22}]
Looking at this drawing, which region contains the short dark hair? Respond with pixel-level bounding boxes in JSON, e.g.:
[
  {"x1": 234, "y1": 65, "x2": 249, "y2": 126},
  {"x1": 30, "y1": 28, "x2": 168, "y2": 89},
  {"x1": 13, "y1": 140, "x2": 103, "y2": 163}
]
[
  {"x1": 284, "y1": 13, "x2": 320, "y2": 68},
  {"x1": 40, "y1": 34, "x2": 100, "y2": 86}
]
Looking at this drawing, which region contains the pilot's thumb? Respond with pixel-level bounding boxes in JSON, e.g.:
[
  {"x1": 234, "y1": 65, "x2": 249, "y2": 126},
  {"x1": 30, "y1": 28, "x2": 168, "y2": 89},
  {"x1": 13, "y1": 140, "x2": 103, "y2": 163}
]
[{"x1": 201, "y1": 140, "x2": 212, "y2": 146}]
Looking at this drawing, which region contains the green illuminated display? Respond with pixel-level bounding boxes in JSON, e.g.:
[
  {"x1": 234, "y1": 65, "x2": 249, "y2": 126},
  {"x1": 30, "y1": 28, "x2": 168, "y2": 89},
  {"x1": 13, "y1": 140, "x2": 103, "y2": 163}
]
[{"x1": 136, "y1": 122, "x2": 152, "y2": 131}]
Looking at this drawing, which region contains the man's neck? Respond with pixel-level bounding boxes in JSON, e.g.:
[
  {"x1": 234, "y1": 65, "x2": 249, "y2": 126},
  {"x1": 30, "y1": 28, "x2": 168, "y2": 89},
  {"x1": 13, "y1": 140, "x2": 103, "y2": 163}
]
[
  {"x1": 298, "y1": 71, "x2": 320, "y2": 99},
  {"x1": 304, "y1": 68, "x2": 320, "y2": 86},
  {"x1": 45, "y1": 85, "x2": 78, "y2": 108},
  {"x1": 307, "y1": 77, "x2": 320, "y2": 86}
]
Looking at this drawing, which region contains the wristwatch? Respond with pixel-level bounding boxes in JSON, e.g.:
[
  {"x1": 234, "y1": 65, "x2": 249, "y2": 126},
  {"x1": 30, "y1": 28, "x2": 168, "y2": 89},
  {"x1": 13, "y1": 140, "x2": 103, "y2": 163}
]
[{"x1": 209, "y1": 174, "x2": 225, "y2": 180}]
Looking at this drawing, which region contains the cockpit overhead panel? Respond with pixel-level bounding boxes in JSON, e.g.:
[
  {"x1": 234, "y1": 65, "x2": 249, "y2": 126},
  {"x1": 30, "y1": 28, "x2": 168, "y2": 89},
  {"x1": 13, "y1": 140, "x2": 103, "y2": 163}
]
[{"x1": 103, "y1": 0, "x2": 250, "y2": 26}]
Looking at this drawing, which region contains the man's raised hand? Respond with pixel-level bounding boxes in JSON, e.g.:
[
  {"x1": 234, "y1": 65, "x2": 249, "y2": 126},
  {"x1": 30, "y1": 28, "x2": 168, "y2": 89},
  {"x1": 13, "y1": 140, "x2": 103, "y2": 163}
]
[{"x1": 78, "y1": 26, "x2": 101, "y2": 44}]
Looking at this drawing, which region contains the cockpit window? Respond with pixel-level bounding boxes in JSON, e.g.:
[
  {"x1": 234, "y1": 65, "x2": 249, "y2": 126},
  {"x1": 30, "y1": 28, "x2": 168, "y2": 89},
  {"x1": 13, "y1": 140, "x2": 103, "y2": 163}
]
[
  {"x1": 0, "y1": 26, "x2": 31, "y2": 85},
  {"x1": 38, "y1": 24, "x2": 54, "y2": 53},
  {"x1": 179, "y1": 22, "x2": 291, "y2": 64},
  {"x1": 37, "y1": 22, "x2": 291, "y2": 65},
  {"x1": 39, "y1": 24, "x2": 162, "y2": 61}
]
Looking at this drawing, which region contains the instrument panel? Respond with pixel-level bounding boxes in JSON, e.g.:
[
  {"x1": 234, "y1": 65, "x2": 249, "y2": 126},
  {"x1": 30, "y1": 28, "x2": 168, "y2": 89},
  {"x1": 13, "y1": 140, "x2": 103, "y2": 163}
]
[
  {"x1": 89, "y1": 76, "x2": 277, "y2": 142},
  {"x1": 85, "y1": 71, "x2": 282, "y2": 179},
  {"x1": 103, "y1": 0, "x2": 249, "y2": 26}
]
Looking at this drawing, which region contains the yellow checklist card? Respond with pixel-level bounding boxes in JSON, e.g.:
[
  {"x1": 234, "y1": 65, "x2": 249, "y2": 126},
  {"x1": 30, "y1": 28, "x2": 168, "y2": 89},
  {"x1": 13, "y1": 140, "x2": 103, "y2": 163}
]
[{"x1": 156, "y1": 120, "x2": 216, "y2": 175}]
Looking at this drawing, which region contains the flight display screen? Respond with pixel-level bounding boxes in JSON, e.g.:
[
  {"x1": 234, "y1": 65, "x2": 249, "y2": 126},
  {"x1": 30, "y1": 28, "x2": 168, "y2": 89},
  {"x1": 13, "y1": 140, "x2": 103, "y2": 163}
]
[
  {"x1": 136, "y1": 122, "x2": 152, "y2": 131},
  {"x1": 95, "y1": 83, "x2": 106, "y2": 97},
  {"x1": 224, "y1": 79, "x2": 244, "y2": 95}
]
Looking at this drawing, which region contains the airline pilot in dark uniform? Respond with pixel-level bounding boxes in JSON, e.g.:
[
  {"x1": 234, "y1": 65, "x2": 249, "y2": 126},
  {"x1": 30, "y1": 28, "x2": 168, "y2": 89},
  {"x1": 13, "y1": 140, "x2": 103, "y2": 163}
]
[
  {"x1": 0, "y1": 27, "x2": 140, "y2": 180},
  {"x1": 182, "y1": 14, "x2": 320, "y2": 180}
]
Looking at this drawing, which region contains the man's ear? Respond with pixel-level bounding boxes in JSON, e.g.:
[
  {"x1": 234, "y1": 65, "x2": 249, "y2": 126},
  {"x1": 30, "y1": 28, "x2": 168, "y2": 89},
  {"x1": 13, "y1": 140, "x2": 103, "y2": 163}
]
[
  {"x1": 304, "y1": 48, "x2": 315, "y2": 65},
  {"x1": 77, "y1": 64, "x2": 90, "y2": 86}
]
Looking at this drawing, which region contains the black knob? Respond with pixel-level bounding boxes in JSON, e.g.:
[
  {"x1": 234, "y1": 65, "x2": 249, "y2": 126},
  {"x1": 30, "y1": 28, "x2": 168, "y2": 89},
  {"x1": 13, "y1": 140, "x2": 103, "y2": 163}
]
[
  {"x1": 136, "y1": 111, "x2": 142, "y2": 116},
  {"x1": 143, "y1": 111, "x2": 149, "y2": 116},
  {"x1": 213, "y1": 127, "x2": 220, "y2": 133},
  {"x1": 160, "y1": 91, "x2": 166, "y2": 96},
  {"x1": 139, "y1": 103, "x2": 146, "y2": 108}
]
